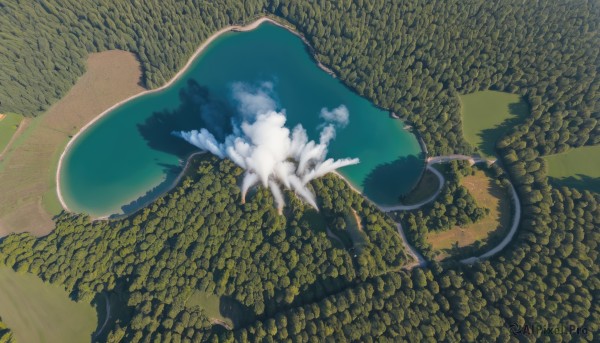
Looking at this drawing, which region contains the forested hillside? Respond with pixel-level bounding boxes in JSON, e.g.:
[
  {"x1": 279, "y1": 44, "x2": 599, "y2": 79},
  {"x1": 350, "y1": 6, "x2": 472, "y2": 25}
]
[
  {"x1": 0, "y1": 156, "x2": 410, "y2": 341},
  {"x1": 227, "y1": 187, "x2": 598, "y2": 342},
  {"x1": 0, "y1": 169, "x2": 596, "y2": 341},
  {"x1": 0, "y1": 0, "x2": 598, "y2": 342},
  {"x1": 0, "y1": 0, "x2": 266, "y2": 115}
]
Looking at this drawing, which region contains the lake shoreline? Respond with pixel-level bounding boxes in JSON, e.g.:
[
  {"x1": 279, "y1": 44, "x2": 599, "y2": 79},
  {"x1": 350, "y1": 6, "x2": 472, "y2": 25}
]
[
  {"x1": 57, "y1": 16, "x2": 423, "y2": 220},
  {"x1": 95, "y1": 151, "x2": 208, "y2": 221},
  {"x1": 56, "y1": 16, "x2": 339, "y2": 217}
]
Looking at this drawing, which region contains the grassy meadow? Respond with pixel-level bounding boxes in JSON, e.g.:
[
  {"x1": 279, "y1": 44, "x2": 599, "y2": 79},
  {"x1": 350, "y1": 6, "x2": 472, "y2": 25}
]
[
  {"x1": 0, "y1": 268, "x2": 97, "y2": 343},
  {"x1": 459, "y1": 90, "x2": 529, "y2": 157},
  {"x1": 0, "y1": 113, "x2": 23, "y2": 154},
  {"x1": 427, "y1": 170, "x2": 511, "y2": 260},
  {"x1": 543, "y1": 145, "x2": 600, "y2": 192},
  {"x1": 0, "y1": 50, "x2": 145, "y2": 236}
]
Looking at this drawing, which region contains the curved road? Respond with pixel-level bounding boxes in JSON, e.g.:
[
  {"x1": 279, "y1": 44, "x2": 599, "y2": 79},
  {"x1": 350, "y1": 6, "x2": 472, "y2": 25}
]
[
  {"x1": 379, "y1": 155, "x2": 490, "y2": 212},
  {"x1": 94, "y1": 293, "x2": 111, "y2": 338},
  {"x1": 376, "y1": 155, "x2": 520, "y2": 267},
  {"x1": 396, "y1": 223, "x2": 427, "y2": 268},
  {"x1": 378, "y1": 165, "x2": 445, "y2": 211},
  {"x1": 460, "y1": 183, "x2": 521, "y2": 264}
]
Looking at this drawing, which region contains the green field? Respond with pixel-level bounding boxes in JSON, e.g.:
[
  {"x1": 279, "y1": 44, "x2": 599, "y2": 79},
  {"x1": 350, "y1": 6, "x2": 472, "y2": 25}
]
[
  {"x1": 0, "y1": 51, "x2": 145, "y2": 237},
  {"x1": 543, "y1": 145, "x2": 600, "y2": 192},
  {"x1": 0, "y1": 113, "x2": 23, "y2": 153},
  {"x1": 459, "y1": 90, "x2": 529, "y2": 157},
  {"x1": 0, "y1": 268, "x2": 97, "y2": 343}
]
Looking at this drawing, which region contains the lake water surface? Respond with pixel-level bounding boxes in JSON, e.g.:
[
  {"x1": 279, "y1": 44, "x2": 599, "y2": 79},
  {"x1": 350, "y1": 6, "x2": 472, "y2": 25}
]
[{"x1": 60, "y1": 22, "x2": 425, "y2": 216}]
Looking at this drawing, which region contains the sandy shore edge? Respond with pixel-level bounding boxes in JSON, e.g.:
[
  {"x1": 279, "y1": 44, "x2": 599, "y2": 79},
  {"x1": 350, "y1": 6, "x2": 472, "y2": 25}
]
[{"x1": 56, "y1": 16, "x2": 337, "y2": 217}]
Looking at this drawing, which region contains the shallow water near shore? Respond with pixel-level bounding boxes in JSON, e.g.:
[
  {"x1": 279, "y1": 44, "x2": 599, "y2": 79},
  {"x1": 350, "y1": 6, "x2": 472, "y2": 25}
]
[{"x1": 60, "y1": 22, "x2": 424, "y2": 217}]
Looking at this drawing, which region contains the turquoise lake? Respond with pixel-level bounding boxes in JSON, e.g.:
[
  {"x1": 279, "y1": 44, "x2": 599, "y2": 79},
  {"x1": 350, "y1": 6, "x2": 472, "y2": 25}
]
[{"x1": 60, "y1": 22, "x2": 425, "y2": 217}]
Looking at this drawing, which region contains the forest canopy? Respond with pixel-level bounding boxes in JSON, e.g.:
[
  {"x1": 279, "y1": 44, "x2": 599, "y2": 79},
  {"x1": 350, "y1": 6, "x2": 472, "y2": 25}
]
[{"x1": 0, "y1": 0, "x2": 598, "y2": 342}]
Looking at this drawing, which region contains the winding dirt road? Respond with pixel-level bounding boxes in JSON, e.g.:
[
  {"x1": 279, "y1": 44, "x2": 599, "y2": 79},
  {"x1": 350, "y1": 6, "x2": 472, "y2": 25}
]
[
  {"x1": 378, "y1": 165, "x2": 445, "y2": 211},
  {"x1": 378, "y1": 155, "x2": 490, "y2": 212},
  {"x1": 459, "y1": 183, "x2": 521, "y2": 264},
  {"x1": 376, "y1": 155, "x2": 520, "y2": 267},
  {"x1": 0, "y1": 118, "x2": 29, "y2": 161},
  {"x1": 396, "y1": 223, "x2": 427, "y2": 268},
  {"x1": 94, "y1": 293, "x2": 111, "y2": 338}
]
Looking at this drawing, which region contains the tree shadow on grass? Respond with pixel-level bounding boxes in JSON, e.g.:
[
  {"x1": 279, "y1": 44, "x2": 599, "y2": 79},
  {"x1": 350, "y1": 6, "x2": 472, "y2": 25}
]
[
  {"x1": 90, "y1": 281, "x2": 133, "y2": 342},
  {"x1": 186, "y1": 290, "x2": 256, "y2": 331},
  {"x1": 476, "y1": 100, "x2": 529, "y2": 157},
  {"x1": 436, "y1": 174, "x2": 511, "y2": 261},
  {"x1": 217, "y1": 296, "x2": 255, "y2": 329},
  {"x1": 137, "y1": 79, "x2": 234, "y2": 159},
  {"x1": 549, "y1": 174, "x2": 600, "y2": 193},
  {"x1": 362, "y1": 154, "x2": 426, "y2": 205}
]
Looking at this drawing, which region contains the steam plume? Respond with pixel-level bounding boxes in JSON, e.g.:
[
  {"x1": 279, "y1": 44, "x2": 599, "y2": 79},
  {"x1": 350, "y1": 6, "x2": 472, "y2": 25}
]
[{"x1": 174, "y1": 82, "x2": 359, "y2": 211}]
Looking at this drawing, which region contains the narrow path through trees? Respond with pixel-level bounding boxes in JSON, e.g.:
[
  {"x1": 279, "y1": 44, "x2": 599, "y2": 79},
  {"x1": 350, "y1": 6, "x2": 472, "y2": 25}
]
[
  {"x1": 396, "y1": 223, "x2": 427, "y2": 268},
  {"x1": 94, "y1": 293, "x2": 111, "y2": 338}
]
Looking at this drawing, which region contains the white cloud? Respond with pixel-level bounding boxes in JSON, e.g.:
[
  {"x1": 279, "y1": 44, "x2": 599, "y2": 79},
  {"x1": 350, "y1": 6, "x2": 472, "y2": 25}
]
[
  {"x1": 319, "y1": 105, "x2": 350, "y2": 127},
  {"x1": 174, "y1": 83, "x2": 359, "y2": 212}
]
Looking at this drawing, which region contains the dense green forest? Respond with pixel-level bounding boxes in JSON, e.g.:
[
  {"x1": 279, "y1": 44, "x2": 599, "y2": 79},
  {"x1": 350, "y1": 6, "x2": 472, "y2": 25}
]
[
  {"x1": 0, "y1": 156, "x2": 411, "y2": 341},
  {"x1": 0, "y1": 0, "x2": 598, "y2": 342},
  {"x1": 227, "y1": 187, "x2": 598, "y2": 342}
]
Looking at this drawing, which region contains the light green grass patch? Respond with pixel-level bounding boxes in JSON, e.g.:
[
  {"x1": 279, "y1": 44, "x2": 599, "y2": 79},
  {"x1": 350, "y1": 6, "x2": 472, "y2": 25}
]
[
  {"x1": 427, "y1": 169, "x2": 511, "y2": 261},
  {"x1": 344, "y1": 210, "x2": 368, "y2": 253},
  {"x1": 543, "y1": 145, "x2": 600, "y2": 192},
  {"x1": 459, "y1": 90, "x2": 529, "y2": 157},
  {"x1": 0, "y1": 113, "x2": 23, "y2": 153},
  {"x1": 0, "y1": 267, "x2": 97, "y2": 343}
]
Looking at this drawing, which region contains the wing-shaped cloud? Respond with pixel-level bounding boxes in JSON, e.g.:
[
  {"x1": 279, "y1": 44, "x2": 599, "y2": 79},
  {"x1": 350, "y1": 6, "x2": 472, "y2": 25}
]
[{"x1": 174, "y1": 82, "x2": 359, "y2": 212}]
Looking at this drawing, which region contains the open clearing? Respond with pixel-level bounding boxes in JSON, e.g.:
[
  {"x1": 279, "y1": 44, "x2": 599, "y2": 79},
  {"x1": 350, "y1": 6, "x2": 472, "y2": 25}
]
[
  {"x1": 186, "y1": 291, "x2": 251, "y2": 329},
  {"x1": 459, "y1": 90, "x2": 529, "y2": 157},
  {"x1": 543, "y1": 145, "x2": 600, "y2": 193},
  {"x1": 0, "y1": 112, "x2": 24, "y2": 154},
  {"x1": 427, "y1": 170, "x2": 511, "y2": 260},
  {"x1": 0, "y1": 50, "x2": 145, "y2": 236},
  {"x1": 345, "y1": 209, "x2": 368, "y2": 252},
  {"x1": 0, "y1": 267, "x2": 97, "y2": 343}
]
